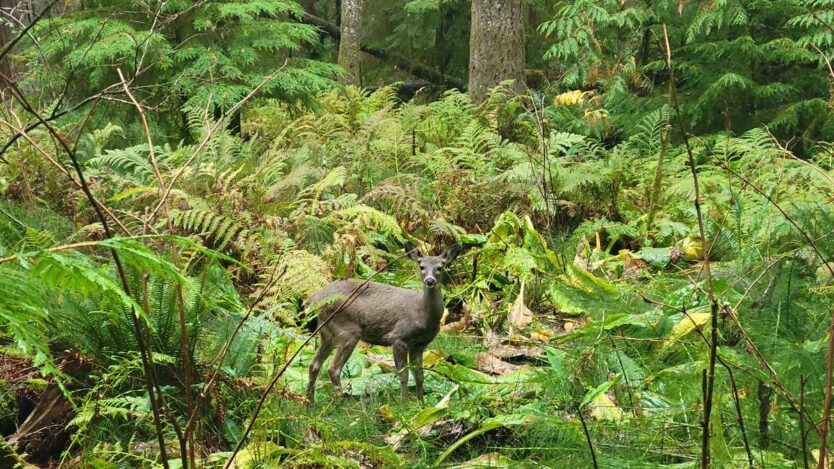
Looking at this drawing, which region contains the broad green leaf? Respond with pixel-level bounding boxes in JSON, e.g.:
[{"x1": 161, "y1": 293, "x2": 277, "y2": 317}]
[
  {"x1": 460, "y1": 233, "x2": 487, "y2": 245},
  {"x1": 544, "y1": 346, "x2": 568, "y2": 379},
  {"x1": 433, "y1": 361, "x2": 494, "y2": 384},
  {"x1": 548, "y1": 281, "x2": 588, "y2": 315},
  {"x1": 580, "y1": 375, "x2": 621, "y2": 409},
  {"x1": 637, "y1": 247, "x2": 674, "y2": 268},
  {"x1": 502, "y1": 246, "x2": 538, "y2": 278}
]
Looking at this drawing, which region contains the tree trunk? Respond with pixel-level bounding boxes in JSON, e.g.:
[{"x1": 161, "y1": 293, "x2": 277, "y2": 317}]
[
  {"x1": 337, "y1": 0, "x2": 364, "y2": 85},
  {"x1": 0, "y1": 0, "x2": 17, "y2": 91},
  {"x1": 468, "y1": 0, "x2": 525, "y2": 102},
  {"x1": 0, "y1": 0, "x2": 62, "y2": 94},
  {"x1": 299, "y1": 0, "x2": 315, "y2": 14}
]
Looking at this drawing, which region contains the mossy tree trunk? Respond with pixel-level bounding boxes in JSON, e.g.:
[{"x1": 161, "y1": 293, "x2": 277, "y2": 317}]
[
  {"x1": 338, "y1": 0, "x2": 364, "y2": 85},
  {"x1": 468, "y1": 0, "x2": 525, "y2": 102}
]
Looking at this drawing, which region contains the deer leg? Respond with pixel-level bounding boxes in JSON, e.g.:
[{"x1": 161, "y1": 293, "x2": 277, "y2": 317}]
[
  {"x1": 392, "y1": 341, "x2": 410, "y2": 400},
  {"x1": 306, "y1": 332, "x2": 334, "y2": 404},
  {"x1": 328, "y1": 335, "x2": 359, "y2": 397},
  {"x1": 409, "y1": 345, "x2": 426, "y2": 402}
]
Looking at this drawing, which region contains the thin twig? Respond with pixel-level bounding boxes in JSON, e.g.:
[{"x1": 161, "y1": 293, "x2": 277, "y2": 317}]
[
  {"x1": 117, "y1": 68, "x2": 164, "y2": 191},
  {"x1": 577, "y1": 403, "x2": 599, "y2": 469},
  {"x1": 720, "y1": 356, "x2": 754, "y2": 469},
  {"x1": 0, "y1": 240, "x2": 105, "y2": 264},
  {"x1": 183, "y1": 264, "x2": 286, "y2": 439},
  {"x1": 660, "y1": 25, "x2": 719, "y2": 469},
  {"x1": 0, "y1": 116, "x2": 133, "y2": 235},
  {"x1": 116, "y1": 68, "x2": 171, "y2": 233},
  {"x1": 0, "y1": 89, "x2": 114, "y2": 162},
  {"x1": 0, "y1": 37, "x2": 178, "y2": 163},
  {"x1": 802, "y1": 375, "x2": 810, "y2": 469},
  {"x1": 141, "y1": 276, "x2": 188, "y2": 469},
  {"x1": 176, "y1": 285, "x2": 195, "y2": 469}
]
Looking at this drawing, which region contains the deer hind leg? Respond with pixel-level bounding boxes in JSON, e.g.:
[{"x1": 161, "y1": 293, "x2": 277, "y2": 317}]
[
  {"x1": 408, "y1": 345, "x2": 426, "y2": 402},
  {"x1": 306, "y1": 331, "x2": 334, "y2": 404},
  {"x1": 393, "y1": 341, "x2": 410, "y2": 400},
  {"x1": 327, "y1": 335, "x2": 360, "y2": 396}
]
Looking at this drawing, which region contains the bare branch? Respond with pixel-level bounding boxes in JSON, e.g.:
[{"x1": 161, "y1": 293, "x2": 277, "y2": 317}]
[{"x1": 0, "y1": 0, "x2": 60, "y2": 64}]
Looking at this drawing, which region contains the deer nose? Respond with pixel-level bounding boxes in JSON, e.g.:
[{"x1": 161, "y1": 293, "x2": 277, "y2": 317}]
[{"x1": 424, "y1": 277, "x2": 436, "y2": 287}]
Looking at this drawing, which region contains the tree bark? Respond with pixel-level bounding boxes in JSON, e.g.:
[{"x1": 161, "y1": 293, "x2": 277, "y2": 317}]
[
  {"x1": 0, "y1": 0, "x2": 62, "y2": 94},
  {"x1": 299, "y1": 0, "x2": 316, "y2": 15},
  {"x1": 0, "y1": 0, "x2": 18, "y2": 92},
  {"x1": 758, "y1": 381, "x2": 772, "y2": 449},
  {"x1": 337, "y1": 0, "x2": 364, "y2": 85},
  {"x1": 468, "y1": 0, "x2": 525, "y2": 102}
]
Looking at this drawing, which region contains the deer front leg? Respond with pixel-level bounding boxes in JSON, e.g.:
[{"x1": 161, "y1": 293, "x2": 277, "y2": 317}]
[
  {"x1": 306, "y1": 333, "x2": 334, "y2": 404},
  {"x1": 328, "y1": 335, "x2": 359, "y2": 397},
  {"x1": 408, "y1": 345, "x2": 426, "y2": 402},
  {"x1": 392, "y1": 342, "x2": 410, "y2": 400}
]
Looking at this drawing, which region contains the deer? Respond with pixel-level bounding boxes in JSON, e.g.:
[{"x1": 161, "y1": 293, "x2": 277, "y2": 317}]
[{"x1": 304, "y1": 242, "x2": 462, "y2": 404}]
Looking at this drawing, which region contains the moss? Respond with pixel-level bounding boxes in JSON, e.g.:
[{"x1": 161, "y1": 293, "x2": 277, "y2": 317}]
[{"x1": 23, "y1": 378, "x2": 48, "y2": 392}]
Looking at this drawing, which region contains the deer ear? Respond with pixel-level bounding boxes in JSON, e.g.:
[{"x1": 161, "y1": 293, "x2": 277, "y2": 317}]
[
  {"x1": 441, "y1": 243, "x2": 463, "y2": 264},
  {"x1": 404, "y1": 241, "x2": 423, "y2": 261}
]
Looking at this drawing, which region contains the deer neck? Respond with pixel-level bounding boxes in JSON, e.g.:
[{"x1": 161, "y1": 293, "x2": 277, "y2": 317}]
[{"x1": 422, "y1": 286, "x2": 445, "y2": 326}]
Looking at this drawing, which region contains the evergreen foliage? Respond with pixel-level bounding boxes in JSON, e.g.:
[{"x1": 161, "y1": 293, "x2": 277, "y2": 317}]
[{"x1": 1, "y1": 0, "x2": 834, "y2": 467}]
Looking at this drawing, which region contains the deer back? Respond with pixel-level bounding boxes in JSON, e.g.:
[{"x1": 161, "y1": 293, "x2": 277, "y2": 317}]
[{"x1": 307, "y1": 279, "x2": 442, "y2": 346}]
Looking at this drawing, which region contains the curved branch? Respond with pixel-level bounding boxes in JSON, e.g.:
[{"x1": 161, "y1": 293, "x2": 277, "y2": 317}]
[{"x1": 298, "y1": 12, "x2": 465, "y2": 89}]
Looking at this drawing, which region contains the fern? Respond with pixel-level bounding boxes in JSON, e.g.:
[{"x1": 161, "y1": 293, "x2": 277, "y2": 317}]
[
  {"x1": 169, "y1": 209, "x2": 255, "y2": 250},
  {"x1": 328, "y1": 205, "x2": 403, "y2": 237},
  {"x1": 252, "y1": 249, "x2": 331, "y2": 323},
  {"x1": 87, "y1": 145, "x2": 156, "y2": 184}
]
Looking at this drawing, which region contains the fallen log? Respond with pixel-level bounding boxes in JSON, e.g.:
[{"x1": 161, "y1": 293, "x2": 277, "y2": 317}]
[
  {"x1": 298, "y1": 12, "x2": 465, "y2": 90},
  {"x1": 7, "y1": 382, "x2": 71, "y2": 448}
]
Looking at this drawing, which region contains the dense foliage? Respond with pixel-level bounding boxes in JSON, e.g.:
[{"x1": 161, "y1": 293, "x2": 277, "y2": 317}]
[{"x1": 2, "y1": 0, "x2": 834, "y2": 468}]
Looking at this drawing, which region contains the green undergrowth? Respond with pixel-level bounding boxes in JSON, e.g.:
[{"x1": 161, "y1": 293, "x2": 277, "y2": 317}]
[{"x1": 1, "y1": 83, "x2": 832, "y2": 467}]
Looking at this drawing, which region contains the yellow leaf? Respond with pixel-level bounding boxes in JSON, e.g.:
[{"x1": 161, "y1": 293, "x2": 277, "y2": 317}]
[
  {"x1": 582, "y1": 108, "x2": 609, "y2": 125},
  {"x1": 679, "y1": 236, "x2": 703, "y2": 260},
  {"x1": 423, "y1": 350, "x2": 447, "y2": 367},
  {"x1": 663, "y1": 311, "x2": 710, "y2": 353},
  {"x1": 531, "y1": 328, "x2": 555, "y2": 342},
  {"x1": 378, "y1": 405, "x2": 395, "y2": 424},
  {"x1": 507, "y1": 282, "x2": 533, "y2": 330},
  {"x1": 553, "y1": 89, "x2": 585, "y2": 106},
  {"x1": 589, "y1": 393, "x2": 624, "y2": 421}
]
